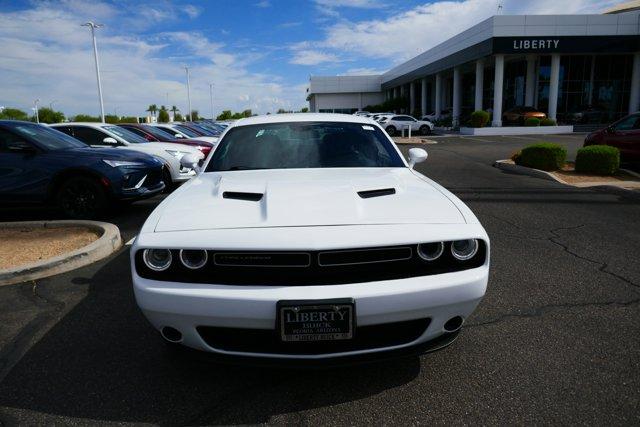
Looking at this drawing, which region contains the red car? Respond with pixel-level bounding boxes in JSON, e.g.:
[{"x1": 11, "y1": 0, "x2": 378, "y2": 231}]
[
  {"x1": 117, "y1": 123, "x2": 215, "y2": 157},
  {"x1": 584, "y1": 112, "x2": 640, "y2": 164}
]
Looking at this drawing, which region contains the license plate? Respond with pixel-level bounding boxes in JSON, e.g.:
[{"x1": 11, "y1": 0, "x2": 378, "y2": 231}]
[{"x1": 277, "y1": 299, "x2": 354, "y2": 342}]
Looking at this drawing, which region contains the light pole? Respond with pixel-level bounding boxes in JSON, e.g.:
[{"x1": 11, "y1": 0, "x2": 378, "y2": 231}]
[
  {"x1": 82, "y1": 22, "x2": 106, "y2": 123},
  {"x1": 184, "y1": 66, "x2": 192, "y2": 121},
  {"x1": 209, "y1": 83, "x2": 215, "y2": 120},
  {"x1": 33, "y1": 99, "x2": 40, "y2": 123}
]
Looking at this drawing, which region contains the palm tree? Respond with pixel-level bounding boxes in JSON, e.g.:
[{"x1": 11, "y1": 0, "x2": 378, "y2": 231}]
[
  {"x1": 170, "y1": 105, "x2": 179, "y2": 122},
  {"x1": 146, "y1": 104, "x2": 158, "y2": 118}
]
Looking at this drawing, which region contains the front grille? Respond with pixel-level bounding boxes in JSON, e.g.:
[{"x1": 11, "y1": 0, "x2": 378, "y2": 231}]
[
  {"x1": 134, "y1": 241, "x2": 487, "y2": 286},
  {"x1": 197, "y1": 318, "x2": 430, "y2": 355}
]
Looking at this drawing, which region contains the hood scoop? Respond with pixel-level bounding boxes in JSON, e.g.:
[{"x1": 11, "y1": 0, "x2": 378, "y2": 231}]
[
  {"x1": 357, "y1": 188, "x2": 396, "y2": 199},
  {"x1": 223, "y1": 191, "x2": 264, "y2": 202}
]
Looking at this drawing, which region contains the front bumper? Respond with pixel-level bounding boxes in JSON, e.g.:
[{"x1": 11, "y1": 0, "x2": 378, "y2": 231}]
[{"x1": 132, "y1": 265, "x2": 488, "y2": 360}]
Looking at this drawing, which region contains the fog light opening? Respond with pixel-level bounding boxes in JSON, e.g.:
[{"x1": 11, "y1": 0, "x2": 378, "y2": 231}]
[
  {"x1": 161, "y1": 326, "x2": 183, "y2": 343},
  {"x1": 444, "y1": 316, "x2": 464, "y2": 332}
]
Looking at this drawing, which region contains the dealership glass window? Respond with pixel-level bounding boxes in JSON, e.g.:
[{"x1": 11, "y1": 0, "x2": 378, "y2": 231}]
[
  {"x1": 536, "y1": 56, "x2": 552, "y2": 114},
  {"x1": 503, "y1": 59, "x2": 527, "y2": 110},
  {"x1": 591, "y1": 54, "x2": 633, "y2": 122}
]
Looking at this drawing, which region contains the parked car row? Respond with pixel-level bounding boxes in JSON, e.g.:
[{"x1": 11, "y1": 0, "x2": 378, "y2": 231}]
[
  {"x1": 0, "y1": 120, "x2": 208, "y2": 218},
  {"x1": 353, "y1": 112, "x2": 435, "y2": 136}
]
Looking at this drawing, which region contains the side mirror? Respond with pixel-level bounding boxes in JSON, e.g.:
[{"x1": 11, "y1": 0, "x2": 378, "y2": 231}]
[
  {"x1": 180, "y1": 153, "x2": 200, "y2": 171},
  {"x1": 103, "y1": 137, "x2": 118, "y2": 145},
  {"x1": 408, "y1": 148, "x2": 428, "y2": 168}
]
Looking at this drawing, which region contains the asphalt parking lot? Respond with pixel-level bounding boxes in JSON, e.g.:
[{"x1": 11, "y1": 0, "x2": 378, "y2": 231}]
[{"x1": 1, "y1": 133, "x2": 639, "y2": 425}]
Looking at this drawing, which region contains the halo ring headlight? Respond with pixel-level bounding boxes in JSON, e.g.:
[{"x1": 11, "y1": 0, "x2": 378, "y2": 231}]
[
  {"x1": 417, "y1": 242, "x2": 444, "y2": 261},
  {"x1": 451, "y1": 239, "x2": 479, "y2": 261},
  {"x1": 179, "y1": 249, "x2": 208, "y2": 270},
  {"x1": 143, "y1": 248, "x2": 172, "y2": 271}
]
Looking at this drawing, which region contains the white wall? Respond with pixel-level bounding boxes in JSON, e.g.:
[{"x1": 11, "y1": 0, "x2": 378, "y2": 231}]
[{"x1": 311, "y1": 92, "x2": 385, "y2": 112}]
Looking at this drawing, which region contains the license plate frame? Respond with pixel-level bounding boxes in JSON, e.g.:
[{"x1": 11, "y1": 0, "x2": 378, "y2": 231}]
[{"x1": 276, "y1": 298, "x2": 355, "y2": 342}]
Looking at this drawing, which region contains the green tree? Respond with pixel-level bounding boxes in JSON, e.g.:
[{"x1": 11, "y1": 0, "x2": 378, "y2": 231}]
[
  {"x1": 146, "y1": 104, "x2": 158, "y2": 119},
  {"x1": 73, "y1": 114, "x2": 101, "y2": 122},
  {"x1": 276, "y1": 108, "x2": 287, "y2": 114},
  {"x1": 242, "y1": 109, "x2": 252, "y2": 118},
  {"x1": 174, "y1": 112, "x2": 183, "y2": 122},
  {"x1": 216, "y1": 110, "x2": 233, "y2": 120},
  {"x1": 300, "y1": 107, "x2": 309, "y2": 113},
  {"x1": 34, "y1": 107, "x2": 65, "y2": 124},
  {"x1": 0, "y1": 108, "x2": 29, "y2": 121},
  {"x1": 105, "y1": 115, "x2": 120, "y2": 124},
  {"x1": 158, "y1": 108, "x2": 170, "y2": 123},
  {"x1": 188, "y1": 110, "x2": 199, "y2": 121},
  {"x1": 119, "y1": 116, "x2": 139, "y2": 123},
  {"x1": 170, "y1": 105, "x2": 179, "y2": 120}
]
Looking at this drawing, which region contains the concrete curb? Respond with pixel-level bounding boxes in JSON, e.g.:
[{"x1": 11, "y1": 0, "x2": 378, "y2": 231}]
[
  {"x1": 0, "y1": 220, "x2": 122, "y2": 286},
  {"x1": 493, "y1": 159, "x2": 640, "y2": 191}
]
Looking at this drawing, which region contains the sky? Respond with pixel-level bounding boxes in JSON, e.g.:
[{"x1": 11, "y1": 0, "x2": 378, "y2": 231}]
[{"x1": 0, "y1": 0, "x2": 619, "y2": 117}]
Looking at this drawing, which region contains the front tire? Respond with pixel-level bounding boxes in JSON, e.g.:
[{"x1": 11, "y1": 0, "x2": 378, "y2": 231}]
[
  {"x1": 419, "y1": 125, "x2": 431, "y2": 135},
  {"x1": 385, "y1": 125, "x2": 397, "y2": 136},
  {"x1": 56, "y1": 176, "x2": 108, "y2": 219},
  {"x1": 162, "y1": 167, "x2": 175, "y2": 193}
]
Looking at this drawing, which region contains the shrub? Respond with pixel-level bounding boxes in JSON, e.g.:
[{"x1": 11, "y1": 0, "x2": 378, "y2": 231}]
[
  {"x1": 514, "y1": 142, "x2": 566, "y2": 171},
  {"x1": 540, "y1": 118, "x2": 556, "y2": 126},
  {"x1": 525, "y1": 117, "x2": 540, "y2": 126},
  {"x1": 470, "y1": 110, "x2": 490, "y2": 128},
  {"x1": 575, "y1": 145, "x2": 620, "y2": 175}
]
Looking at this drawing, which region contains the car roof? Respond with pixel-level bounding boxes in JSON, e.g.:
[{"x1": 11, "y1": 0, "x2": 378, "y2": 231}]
[
  {"x1": 233, "y1": 113, "x2": 375, "y2": 127},
  {"x1": 51, "y1": 122, "x2": 110, "y2": 128}
]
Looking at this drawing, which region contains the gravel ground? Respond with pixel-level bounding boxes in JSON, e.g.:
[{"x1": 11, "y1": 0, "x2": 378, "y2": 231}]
[{"x1": 0, "y1": 226, "x2": 99, "y2": 270}]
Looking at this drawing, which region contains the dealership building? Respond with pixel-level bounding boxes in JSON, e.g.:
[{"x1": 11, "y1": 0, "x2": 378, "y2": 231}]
[{"x1": 307, "y1": 6, "x2": 640, "y2": 127}]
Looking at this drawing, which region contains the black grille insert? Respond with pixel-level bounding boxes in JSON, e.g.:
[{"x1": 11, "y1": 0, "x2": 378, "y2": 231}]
[
  {"x1": 214, "y1": 252, "x2": 310, "y2": 267},
  {"x1": 318, "y1": 246, "x2": 412, "y2": 266},
  {"x1": 223, "y1": 191, "x2": 263, "y2": 201},
  {"x1": 197, "y1": 318, "x2": 430, "y2": 355}
]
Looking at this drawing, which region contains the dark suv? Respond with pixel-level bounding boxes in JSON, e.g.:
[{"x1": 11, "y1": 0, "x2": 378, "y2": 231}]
[{"x1": 0, "y1": 121, "x2": 164, "y2": 218}]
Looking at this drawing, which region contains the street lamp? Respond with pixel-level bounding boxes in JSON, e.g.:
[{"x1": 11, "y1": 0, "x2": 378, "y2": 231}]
[
  {"x1": 209, "y1": 83, "x2": 215, "y2": 120},
  {"x1": 82, "y1": 22, "x2": 106, "y2": 123},
  {"x1": 33, "y1": 99, "x2": 40, "y2": 123},
  {"x1": 184, "y1": 66, "x2": 192, "y2": 121}
]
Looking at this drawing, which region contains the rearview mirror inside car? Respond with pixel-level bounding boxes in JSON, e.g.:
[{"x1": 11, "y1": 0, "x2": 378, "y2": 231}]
[
  {"x1": 103, "y1": 137, "x2": 118, "y2": 145},
  {"x1": 408, "y1": 148, "x2": 428, "y2": 168},
  {"x1": 174, "y1": 133, "x2": 184, "y2": 138}
]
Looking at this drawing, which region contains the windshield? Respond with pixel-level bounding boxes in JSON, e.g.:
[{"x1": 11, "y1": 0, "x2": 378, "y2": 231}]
[
  {"x1": 206, "y1": 121, "x2": 404, "y2": 172},
  {"x1": 12, "y1": 123, "x2": 87, "y2": 150},
  {"x1": 140, "y1": 125, "x2": 177, "y2": 140},
  {"x1": 173, "y1": 125, "x2": 200, "y2": 138},
  {"x1": 103, "y1": 125, "x2": 149, "y2": 143}
]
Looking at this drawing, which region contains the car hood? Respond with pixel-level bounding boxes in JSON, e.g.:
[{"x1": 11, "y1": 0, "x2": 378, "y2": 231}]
[
  {"x1": 65, "y1": 146, "x2": 159, "y2": 164},
  {"x1": 153, "y1": 168, "x2": 465, "y2": 232}
]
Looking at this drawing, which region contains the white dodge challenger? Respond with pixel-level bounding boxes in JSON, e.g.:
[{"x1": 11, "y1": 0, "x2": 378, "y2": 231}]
[{"x1": 131, "y1": 113, "x2": 489, "y2": 361}]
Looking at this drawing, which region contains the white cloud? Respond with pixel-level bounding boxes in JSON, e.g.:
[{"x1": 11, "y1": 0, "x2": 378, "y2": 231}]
[
  {"x1": 314, "y1": 0, "x2": 384, "y2": 8},
  {"x1": 299, "y1": 0, "x2": 618, "y2": 65},
  {"x1": 183, "y1": 5, "x2": 202, "y2": 19},
  {"x1": 0, "y1": 1, "x2": 307, "y2": 116},
  {"x1": 255, "y1": 0, "x2": 271, "y2": 7},
  {"x1": 290, "y1": 50, "x2": 340, "y2": 65},
  {"x1": 342, "y1": 67, "x2": 385, "y2": 75}
]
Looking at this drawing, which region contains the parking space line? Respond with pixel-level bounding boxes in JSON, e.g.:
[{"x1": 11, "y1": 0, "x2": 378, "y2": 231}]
[{"x1": 126, "y1": 237, "x2": 136, "y2": 246}]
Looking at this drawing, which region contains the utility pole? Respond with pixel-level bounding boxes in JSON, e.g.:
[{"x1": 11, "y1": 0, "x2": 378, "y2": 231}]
[
  {"x1": 184, "y1": 66, "x2": 192, "y2": 121},
  {"x1": 82, "y1": 22, "x2": 106, "y2": 123},
  {"x1": 209, "y1": 83, "x2": 215, "y2": 120},
  {"x1": 34, "y1": 99, "x2": 40, "y2": 123}
]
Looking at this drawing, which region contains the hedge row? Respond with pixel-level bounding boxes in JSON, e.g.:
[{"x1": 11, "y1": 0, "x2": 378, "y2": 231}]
[
  {"x1": 513, "y1": 143, "x2": 567, "y2": 171},
  {"x1": 575, "y1": 145, "x2": 620, "y2": 175}
]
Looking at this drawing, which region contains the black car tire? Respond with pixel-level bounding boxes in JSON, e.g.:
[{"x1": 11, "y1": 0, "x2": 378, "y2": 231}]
[
  {"x1": 56, "y1": 176, "x2": 108, "y2": 219},
  {"x1": 385, "y1": 125, "x2": 397, "y2": 136},
  {"x1": 420, "y1": 125, "x2": 431, "y2": 135},
  {"x1": 162, "y1": 167, "x2": 175, "y2": 193}
]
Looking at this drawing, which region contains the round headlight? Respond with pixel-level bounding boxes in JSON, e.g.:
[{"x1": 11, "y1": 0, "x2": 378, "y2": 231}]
[
  {"x1": 451, "y1": 239, "x2": 479, "y2": 260},
  {"x1": 143, "y1": 248, "x2": 172, "y2": 271},
  {"x1": 417, "y1": 242, "x2": 444, "y2": 261},
  {"x1": 179, "y1": 249, "x2": 208, "y2": 269}
]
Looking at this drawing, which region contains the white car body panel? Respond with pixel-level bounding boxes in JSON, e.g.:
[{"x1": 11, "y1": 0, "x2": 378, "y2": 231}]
[{"x1": 131, "y1": 113, "x2": 489, "y2": 360}]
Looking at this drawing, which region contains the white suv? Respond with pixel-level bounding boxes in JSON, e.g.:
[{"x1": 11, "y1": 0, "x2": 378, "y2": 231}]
[{"x1": 379, "y1": 115, "x2": 434, "y2": 136}]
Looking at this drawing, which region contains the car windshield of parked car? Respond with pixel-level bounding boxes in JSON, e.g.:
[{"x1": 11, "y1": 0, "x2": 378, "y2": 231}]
[
  {"x1": 206, "y1": 121, "x2": 404, "y2": 171},
  {"x1": 140, "y1": 125, "x2": 177, "y2": 140},
  {"x1": 103, "y1": 125, "x2": 149, "y2": 143},
  {"x1": 173, "y1": 125, "x2": 200, "y2": 138},
  {"x1": 11, "y1": 123, "x2": 87, "y2": 150}
]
